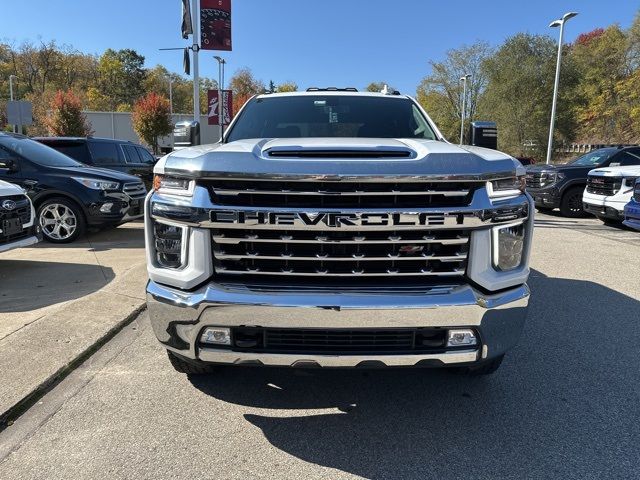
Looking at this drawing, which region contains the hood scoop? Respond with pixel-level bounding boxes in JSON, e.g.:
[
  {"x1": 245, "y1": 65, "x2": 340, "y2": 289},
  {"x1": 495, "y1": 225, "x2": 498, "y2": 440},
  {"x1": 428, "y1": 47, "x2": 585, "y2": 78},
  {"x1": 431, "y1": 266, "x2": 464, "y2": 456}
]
[{"x1": 262, "y1": 138, "x2": 415, "y2": 160}]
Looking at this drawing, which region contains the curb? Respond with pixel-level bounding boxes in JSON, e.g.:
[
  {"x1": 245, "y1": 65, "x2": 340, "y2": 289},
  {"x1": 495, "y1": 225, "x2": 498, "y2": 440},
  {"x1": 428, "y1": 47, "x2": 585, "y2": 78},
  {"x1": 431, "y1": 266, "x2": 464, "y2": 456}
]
[{"x1": 0, "y1": 304, "x2": 146, "y2": 431}]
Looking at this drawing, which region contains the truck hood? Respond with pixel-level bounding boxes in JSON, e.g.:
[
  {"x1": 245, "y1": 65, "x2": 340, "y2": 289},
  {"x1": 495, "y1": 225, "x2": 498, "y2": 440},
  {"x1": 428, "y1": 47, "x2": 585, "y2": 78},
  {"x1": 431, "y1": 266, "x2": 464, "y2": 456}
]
[
  {"x1": 0, "y1": 179, "x2": 25, "y2": 196},
  {"x1": 156, "y1": 138, "x2": 522, "y2": 181},
  {"x1": 589, "y1": 165, "x2": 640, "y2": 177},
  {"x1": 526, "y1": 163, "x2": 593, "y2": 174}
]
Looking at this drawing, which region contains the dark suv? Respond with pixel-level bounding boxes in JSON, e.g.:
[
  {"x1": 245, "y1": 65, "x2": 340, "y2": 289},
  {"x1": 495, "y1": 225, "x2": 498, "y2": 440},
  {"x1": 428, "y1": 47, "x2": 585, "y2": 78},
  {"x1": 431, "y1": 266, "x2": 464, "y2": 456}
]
[
  {"x1": 34, "y1": 137, "x2": 155, "y2": 188},
  {"x1": 525, "y1": 147, "x2": 640, "y2": 217},
  {"x1": 0, "y1": 133, "x2": 146, "y2": 243}
]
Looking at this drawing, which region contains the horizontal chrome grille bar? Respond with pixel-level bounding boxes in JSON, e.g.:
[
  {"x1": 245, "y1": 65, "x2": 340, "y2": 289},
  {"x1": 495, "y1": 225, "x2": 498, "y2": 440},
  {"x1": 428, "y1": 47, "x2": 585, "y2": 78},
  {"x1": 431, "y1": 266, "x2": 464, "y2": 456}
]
[
  {"x1": 212, "y1": 233, "x2": 469, "y2": 245},
  {"x1": 213, "y1": 251, "x2": 467, "y2": 262},
  {"x1": 213, "y1": 188, "x2": 470, "y2": 197},
  {"x1": 215, "y1": 268, "x2": 466, "y2": 277}
]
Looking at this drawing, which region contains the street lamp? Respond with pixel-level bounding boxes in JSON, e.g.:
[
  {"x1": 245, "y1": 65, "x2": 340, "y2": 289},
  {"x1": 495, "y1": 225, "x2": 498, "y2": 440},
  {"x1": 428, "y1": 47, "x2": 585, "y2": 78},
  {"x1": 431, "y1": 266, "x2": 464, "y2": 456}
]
[
  {"x1": 9, "y1": 75, "x2": 18, "y2": 133},
  {"x1": 167, "y1": 75, "x2": 173, "y2": 116},
  {"x1": 459, "y1": 74, "x2": 471, "y2": 145},
  {"x1": 546, "y1": 11, "x2": 578, "y2": 165},
  {"x1": 214, "y1": 55, "x2": 227, "y2": 140}
]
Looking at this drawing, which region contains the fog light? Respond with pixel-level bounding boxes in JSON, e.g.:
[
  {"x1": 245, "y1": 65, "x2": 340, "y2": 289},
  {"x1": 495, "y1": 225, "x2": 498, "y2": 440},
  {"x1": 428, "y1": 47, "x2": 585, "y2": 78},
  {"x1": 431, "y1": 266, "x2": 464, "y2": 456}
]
[
  {"x1": 200, "y1": 327, "x2": 231, "y2": 345},
  {"x1": 100, "y1": 202, "x2": 114, "y2": 213},
  {"x1": 447, "y1": 329, "x2": 477, "y2": 347},
  {"x1": 493, "y1": 222, "x2": 526, "y2": 271}
]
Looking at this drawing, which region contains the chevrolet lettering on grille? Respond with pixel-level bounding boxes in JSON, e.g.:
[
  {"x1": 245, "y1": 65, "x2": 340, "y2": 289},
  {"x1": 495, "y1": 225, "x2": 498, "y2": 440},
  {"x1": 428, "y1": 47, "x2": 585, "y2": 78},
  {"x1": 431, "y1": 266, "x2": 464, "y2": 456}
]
[{"x1": 210, "y1": 210, "x2": 447, "y2": 228}]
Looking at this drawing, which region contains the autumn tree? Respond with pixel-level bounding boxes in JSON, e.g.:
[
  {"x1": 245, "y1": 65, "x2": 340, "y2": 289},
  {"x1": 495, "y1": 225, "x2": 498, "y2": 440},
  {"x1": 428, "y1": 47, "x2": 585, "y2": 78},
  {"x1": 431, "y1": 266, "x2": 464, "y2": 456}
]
[
  {"x1": 365, "y1": 82, "x2": 394, "y2": 92},
  {"x1": 132, "y1": 93, "x2": 172, "y2": 153},
  {"x1": 277, "y1": 81, "x2": 298, "y2": 92},
  {"x1": 229, "y1": 68, "x2": 265, "y2": 114},
  {"x1": 417, "y1": 42, "x2": 493, "y2": 142},
  {"x1": 45, "y1": 90, "x2": 93, "y2": 136}
]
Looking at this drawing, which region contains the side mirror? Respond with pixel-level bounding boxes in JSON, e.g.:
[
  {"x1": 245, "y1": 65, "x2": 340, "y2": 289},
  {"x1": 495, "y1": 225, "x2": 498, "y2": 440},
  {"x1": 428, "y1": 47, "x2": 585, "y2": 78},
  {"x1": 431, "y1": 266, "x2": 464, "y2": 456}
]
[
  {"x1": 469, "y1": 121, "x2": 498, "y2": 150},
  {"x1": 0, "y1": 158, "x2": 18, "y2": 173}
]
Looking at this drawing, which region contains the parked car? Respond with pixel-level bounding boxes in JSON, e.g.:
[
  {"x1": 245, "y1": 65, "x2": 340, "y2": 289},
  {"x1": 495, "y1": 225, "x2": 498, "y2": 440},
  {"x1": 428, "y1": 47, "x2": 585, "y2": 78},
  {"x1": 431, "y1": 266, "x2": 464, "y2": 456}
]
[
  {"x1": 34, "y1": 136, "x2": 155, "y2": 188},
  {"x1": 0, "y1": 133, "x2": 146, "y2": 243},
  {"x1": 525, "y1": 146, "x2": 640, "y2": 217},
  {"x1": 583, "y1": 165, "x2": 640, "y2": 222},
  {"x1": 0, "y1": 178, "x2": 41, "y2": 253},
  {"x1": 623, "y1": 179, "x2": 640, "y2": 231}
]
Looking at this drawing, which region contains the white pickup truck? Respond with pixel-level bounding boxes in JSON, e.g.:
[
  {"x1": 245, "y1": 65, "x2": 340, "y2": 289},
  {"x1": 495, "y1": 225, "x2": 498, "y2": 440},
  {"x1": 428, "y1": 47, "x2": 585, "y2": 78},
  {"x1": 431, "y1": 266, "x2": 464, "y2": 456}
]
[
  {"x1": 583, "y1": 165, "x2": 640, "y2": 222},
  {"x1": 0, "y1": 179, "x2": 40, "y2": 253}
]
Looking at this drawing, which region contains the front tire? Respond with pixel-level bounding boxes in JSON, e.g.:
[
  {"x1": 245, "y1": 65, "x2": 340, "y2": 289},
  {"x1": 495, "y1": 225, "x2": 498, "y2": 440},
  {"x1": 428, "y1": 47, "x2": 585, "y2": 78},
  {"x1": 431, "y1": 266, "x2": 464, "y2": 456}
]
[
  {"x1": 167, "y1": 351, "x2": 215, "y2": 375},
  {"x1": 559, "y1": 186, "x2": 586, "y2": 218},
  {"x1": 38, "y1": 197, "x2": 86, "y2": 243}
]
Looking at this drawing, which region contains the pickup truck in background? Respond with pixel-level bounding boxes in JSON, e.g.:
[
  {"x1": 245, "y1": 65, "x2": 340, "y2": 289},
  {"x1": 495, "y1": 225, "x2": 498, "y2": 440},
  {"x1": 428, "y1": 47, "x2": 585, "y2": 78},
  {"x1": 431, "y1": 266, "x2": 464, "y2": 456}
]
[
  {"x1": 623, "y1": 179, "x2": 640, "y2": 230},
  {"x1": 145, "y1": 89, "x2": 534, "y2": 377},
  {"x1": 583, "y1": 165, "x2": 640, "y2": 222},
  {"x1": 0, "y1": 178, "x2": 40, "y2": 253}
]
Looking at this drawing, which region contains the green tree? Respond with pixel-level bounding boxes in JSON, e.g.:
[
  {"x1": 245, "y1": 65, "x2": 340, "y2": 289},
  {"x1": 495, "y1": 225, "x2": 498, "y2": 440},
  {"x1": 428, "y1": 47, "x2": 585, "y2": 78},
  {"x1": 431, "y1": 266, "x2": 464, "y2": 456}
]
[
  {"x1": 132, "y1": 93, "x2": 172, "y2": 153},
  {"x1": 96, "y1": 48, "x2": 146, "y2": 110},
  {"x1": 277, "y1": 81, "x2": 298, "y2": 92},
  {"x1": 480, "y1": 34, "x2": 578, "y2": 158},
  {"x1": 45, "y1": 90, "x2": 93, "y2": 136},
  {"x1": 416, "y1": 42, "x2": 493, "y2": 142}
]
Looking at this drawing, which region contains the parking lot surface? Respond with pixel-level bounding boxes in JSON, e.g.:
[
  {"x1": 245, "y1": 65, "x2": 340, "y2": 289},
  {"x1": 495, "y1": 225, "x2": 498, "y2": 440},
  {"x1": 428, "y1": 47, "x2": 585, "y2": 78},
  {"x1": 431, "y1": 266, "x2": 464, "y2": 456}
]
[{"x1": 0, "y1": 213, "x2": 639, "y2": 480}]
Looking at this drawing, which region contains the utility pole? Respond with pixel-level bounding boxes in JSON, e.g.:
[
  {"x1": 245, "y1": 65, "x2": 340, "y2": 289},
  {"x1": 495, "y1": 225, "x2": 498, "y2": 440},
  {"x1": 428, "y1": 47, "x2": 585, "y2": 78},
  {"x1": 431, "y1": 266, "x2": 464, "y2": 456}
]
[
  {"x1": 9, "y1": 75, "x2": 17, "y2": 133},
  {"x1": 459, "y1": 74, "x2": 471, "y2": 145},
  {"x1": 214, "y1": 56, "x2": 227, "y2": 141},
  {"x1": 168, "y1": 76, "x2": 173, "y2": 116},
  {"x1": 546, "y1": 12, "x2": 578, "y2": 164}
]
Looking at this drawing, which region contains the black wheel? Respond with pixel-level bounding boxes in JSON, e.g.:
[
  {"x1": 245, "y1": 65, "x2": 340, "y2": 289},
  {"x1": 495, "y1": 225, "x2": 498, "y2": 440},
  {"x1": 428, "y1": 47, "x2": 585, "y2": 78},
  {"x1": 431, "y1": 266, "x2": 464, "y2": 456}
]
[
  {"x1": 450, "y1": 354, "x2": 504, "y2": 376},
  {"x1": 167, "y1": 350, "x2": 215, "y2": 375},
  {"x1": 559, "y1": 186, "x2": 586, "y2": 217},
  {"x1": 37, "y1": 197, "x2": 86, "y2": 243}
]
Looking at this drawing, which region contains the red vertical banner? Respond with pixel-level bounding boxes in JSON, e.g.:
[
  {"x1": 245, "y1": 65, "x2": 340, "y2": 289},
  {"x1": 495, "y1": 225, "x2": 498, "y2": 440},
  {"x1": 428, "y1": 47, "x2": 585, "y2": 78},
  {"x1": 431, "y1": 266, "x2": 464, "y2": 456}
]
[
  {"x1": 208, "y1": 90, "x2": 234, "y2": 125},
  {"x1": 201, "y1": 0, "x2": 232, "y2": 51}
]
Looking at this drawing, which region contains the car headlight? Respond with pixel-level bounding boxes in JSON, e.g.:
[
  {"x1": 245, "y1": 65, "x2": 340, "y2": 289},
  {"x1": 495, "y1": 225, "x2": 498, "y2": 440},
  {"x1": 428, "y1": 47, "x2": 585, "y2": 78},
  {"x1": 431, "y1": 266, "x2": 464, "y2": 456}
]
[
  {"x1": 153, "y1": 175, "x2": 193, "y2": 196},
  {"x1": 492, "y1": 222, "x2": 526, "y2": 271},
  {"x1": 488, "y1": 176, "x2": 526, "y2": 198},
  {"x1": 72, "y1": 177, "x2": 120, "y2": 190}
]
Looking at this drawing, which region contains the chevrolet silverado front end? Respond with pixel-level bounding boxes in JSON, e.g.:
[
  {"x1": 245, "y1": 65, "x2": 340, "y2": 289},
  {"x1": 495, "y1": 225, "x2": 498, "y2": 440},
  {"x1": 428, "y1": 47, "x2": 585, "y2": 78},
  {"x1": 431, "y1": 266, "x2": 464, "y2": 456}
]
[{"x1": 145, "y1": 91, "x2": 533, "y2": 375}]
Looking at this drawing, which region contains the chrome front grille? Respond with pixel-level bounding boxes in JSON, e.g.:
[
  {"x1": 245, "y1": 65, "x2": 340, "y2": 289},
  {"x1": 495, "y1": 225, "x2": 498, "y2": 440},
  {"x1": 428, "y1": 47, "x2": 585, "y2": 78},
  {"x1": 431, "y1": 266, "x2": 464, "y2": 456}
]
[
  {"x1": 525, "y1": 171, "x2": 554, "y2": 189},
  {"x1": 207, "y1": 180, "x2": 478, "y2": 208},
  {"x1": 123, "y1": 182, "x2": 147, "y2": 199},
  {"x1": 586, "y1": 176, "x2": 620, "y2": 196},
  {"x1": 212, "y1": 228, "x2": 469, "y2": 277},
  {"x1": 0, "y1": 195, "x2": 31, "y2": 225}
]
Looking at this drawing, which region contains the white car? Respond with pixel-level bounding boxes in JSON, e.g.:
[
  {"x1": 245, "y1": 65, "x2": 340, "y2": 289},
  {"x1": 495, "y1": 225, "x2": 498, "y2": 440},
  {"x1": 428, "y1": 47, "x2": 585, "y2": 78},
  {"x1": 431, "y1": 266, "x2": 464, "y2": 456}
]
[
  {"x1": 0, "y1": 179, "x2": 41, "y2": 253},
  {"x1": 583, "y1": 165, "x2": 640, "y2": 222}
]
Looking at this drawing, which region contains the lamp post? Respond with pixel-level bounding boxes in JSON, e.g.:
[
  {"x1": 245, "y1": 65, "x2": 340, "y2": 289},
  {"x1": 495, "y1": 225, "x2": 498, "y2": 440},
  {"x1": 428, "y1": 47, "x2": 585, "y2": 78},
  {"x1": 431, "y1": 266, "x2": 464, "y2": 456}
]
[
  {"x1": 9, "y1": 75, "x2": 17, "y2": 133},
  {"x1": 546, "y1": 12, "x2": 578, "y2": 165},
  {"x1": 214, "y1": 56, "x2": 227, "y2": 140},
  {"x1": 167, "y1": 76, "x2": 173, "y2": 116},
  {"x1": 459, "y1": 74, "x2": 471, "y2": 145}
]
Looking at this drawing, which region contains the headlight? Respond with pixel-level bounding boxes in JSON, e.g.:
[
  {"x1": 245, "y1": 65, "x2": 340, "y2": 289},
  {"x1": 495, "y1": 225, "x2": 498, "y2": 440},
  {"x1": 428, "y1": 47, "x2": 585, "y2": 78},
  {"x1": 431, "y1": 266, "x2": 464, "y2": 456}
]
[
  {"x1": 488, "y1": 176, "x2": 526, "y2": 198},
  {"x1": 153, "y1": 221, "x2": 186, "y2": 269},
  {"x1": 492, "y1": 222, "x2": 526, "y2": 271},
  {"x1": 153, "y1": 175, "x2": 193, "y2": 196},
  {"x1": 72, "y1": 177, "x2": 119, "y2": 190}
]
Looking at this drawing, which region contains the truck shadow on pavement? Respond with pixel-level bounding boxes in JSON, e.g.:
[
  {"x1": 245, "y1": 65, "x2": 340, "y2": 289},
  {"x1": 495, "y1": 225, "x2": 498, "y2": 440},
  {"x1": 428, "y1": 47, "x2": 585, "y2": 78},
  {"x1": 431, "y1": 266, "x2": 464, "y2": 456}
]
[
  {"x1": 0, "y1": 261, "x2": 115, "y2": 313},
  {"x1": 189, "y1": 270, "x2": 640, "y2": 479}
]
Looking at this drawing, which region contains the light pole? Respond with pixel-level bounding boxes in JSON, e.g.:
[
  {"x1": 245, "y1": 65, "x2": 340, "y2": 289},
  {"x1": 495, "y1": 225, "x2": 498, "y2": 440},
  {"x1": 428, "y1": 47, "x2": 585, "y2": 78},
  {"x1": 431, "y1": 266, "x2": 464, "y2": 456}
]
[
  {"x1": 546, "y1": 12, "x2": 578, "y2": 164},
  {"x1": 167, "y1": 76, "x2": 173, "y2": 116},
  {"x1": 459, "y1": 74, "x2": 471, "y2": 145},
  {"x1": 9, "y1": 75, "x2": 17, "y2": 133},
  {"x1": 214, "y1": 56, "x2": 227, "y2": 140}
]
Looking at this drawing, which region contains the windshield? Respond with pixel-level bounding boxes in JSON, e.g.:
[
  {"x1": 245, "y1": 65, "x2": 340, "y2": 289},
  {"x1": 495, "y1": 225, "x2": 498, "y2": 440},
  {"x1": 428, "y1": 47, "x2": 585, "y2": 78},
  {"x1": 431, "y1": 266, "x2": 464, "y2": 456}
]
[
  {"x1": 0, "y1": 136, "x2": 84, "y2": 167},
  {"x1": 226, "y1": 95, "x2": 438, "y2": 142},
  {"x1": 569, "y1": 149, "x2": 616, "y2": 167}
]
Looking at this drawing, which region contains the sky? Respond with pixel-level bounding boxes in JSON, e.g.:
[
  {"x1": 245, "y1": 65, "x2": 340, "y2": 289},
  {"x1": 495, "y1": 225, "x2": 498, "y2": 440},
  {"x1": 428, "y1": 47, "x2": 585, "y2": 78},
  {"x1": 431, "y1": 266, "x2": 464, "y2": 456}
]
[{"x1": 3, "y1": 0, "x2": 640, "y2": 95}]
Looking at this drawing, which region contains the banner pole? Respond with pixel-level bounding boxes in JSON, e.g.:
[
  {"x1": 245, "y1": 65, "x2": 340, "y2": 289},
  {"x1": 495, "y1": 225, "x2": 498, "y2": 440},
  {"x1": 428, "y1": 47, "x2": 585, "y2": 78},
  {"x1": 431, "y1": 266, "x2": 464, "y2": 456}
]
[{"x1": 192, "y1": 0, "x2": 200, "y2": 125}]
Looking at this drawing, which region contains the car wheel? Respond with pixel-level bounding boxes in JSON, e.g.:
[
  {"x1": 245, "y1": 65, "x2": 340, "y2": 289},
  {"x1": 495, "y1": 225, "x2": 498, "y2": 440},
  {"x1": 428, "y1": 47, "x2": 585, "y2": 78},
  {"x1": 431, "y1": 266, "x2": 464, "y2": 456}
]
[
  {"x1": 450, "y1": 354, "x2": 504, "y2": 376},
  {"x1": 559, "y1": 187, "x2": 586, "y2": 217},
  {"x1": 167, "y1": 351, "x2": 216, "y2": 375},
  {"x1": 38, "y1": 197, "x2": 86, "y2": 243}
]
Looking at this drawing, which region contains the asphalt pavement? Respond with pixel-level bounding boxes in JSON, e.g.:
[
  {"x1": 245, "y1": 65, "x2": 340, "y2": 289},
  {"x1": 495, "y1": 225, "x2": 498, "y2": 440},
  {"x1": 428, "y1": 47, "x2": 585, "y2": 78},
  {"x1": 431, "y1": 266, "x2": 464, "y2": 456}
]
[{"x1": 0, "y1": 213, "x2": 639, "y2": 480}]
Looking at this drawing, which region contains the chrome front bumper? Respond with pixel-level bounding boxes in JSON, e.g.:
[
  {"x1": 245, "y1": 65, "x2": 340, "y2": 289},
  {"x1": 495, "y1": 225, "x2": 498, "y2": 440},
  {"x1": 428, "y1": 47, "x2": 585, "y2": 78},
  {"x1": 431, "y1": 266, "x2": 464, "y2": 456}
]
[{"x1": 147, "y1": 280, "x2": 529, "y2": 368}]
